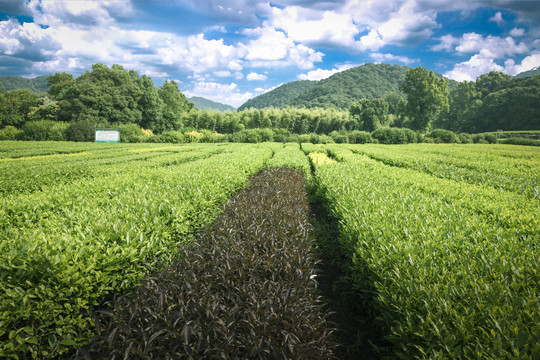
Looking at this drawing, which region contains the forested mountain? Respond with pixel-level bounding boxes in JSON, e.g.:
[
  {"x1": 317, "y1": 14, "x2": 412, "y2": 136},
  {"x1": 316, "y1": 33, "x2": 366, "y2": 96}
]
[
  {"x1": 238, "y1": 64, "x2": 410, "y2": 110},
  {"x1": 293, "y1": 63, "x2": 409, "y2": 109},
  {"x1": 189, "y1": 96, "x2": 235, "y2": 112},
  {"x1": 0, "y1": 75, "x2": 50, "y2": 93},
  {"x1": 237, "y1": 80, "x2": 316, "y2": 111},
  {"x1": 514, "y1": 67, "x2": 540, "y2": 78}
]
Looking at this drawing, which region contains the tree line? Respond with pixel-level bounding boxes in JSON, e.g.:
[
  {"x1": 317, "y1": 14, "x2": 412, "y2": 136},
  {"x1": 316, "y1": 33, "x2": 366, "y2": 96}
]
[{"x1": 0, "y1": 63, "x2": 538, "y2": 143}]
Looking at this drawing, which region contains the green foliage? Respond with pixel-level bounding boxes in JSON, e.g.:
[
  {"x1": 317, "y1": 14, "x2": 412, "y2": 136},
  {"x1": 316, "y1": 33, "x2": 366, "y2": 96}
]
[
  {"x1": 371, "y1": 127, "x2": 420, "y2": 144},
  {"x1": 159, "y1": 80, "x2": 193, "y2": 133},
  {"x1": 89, "y1": 168, "x2": 335, "y2": 358},
  {"x1": 21, "y1": 120, "x2": 68, "y2": 141},
  {"x1": 346, "y1": 130, "x2": 373, "y2": 144},
  {"x1": 0, "y1": 89, "x2": 41, "y2": 128},
  {"x1": 189, "y1": 96, "x2": 235, "y2": 112},
  {"x1": 313, "y1": 145, "x2": 539, "y2": 358},
  {"x1": 400, "y1": 67, "x2": 449, "y2": 132},
  {"x1": 349, "y1": 98, "x2": 389, "y2": 131},
  {"x1": 237, "y1": 80, "x2": 317, "y2": 110},
  {"x1": 0, "y1": 75, "x2": 50, "y2": 93},
  {"x1": 65, "y1": 120, "x2": 96, "y2": 142},
  {"x1": 501, "y1": 137, "x2": 540, "y2": 146},
  {"x1": 46, "y1": 73, "x2": 74, "y2": 97},
  {"x1": 429, "y1": 129, "x2": 459, "y2": 143},
  {"x1": 0, "y1": 143, "x2": 273, "y2": 358},
  {"x1": 294, "y1": 63, "x2": 409, "y2": 110},
  {"x1": 119, "y1": 123, "x2": 144, "y2": 143},
  {"x1": 0, "y1": 126, "x2": 23, "y2": 140}
]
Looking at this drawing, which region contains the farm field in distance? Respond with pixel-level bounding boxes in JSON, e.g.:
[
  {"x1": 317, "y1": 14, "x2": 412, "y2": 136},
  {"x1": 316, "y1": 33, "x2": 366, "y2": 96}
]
[{"x1": 0, "y1": 141, "x2": 539, "y2": 359}]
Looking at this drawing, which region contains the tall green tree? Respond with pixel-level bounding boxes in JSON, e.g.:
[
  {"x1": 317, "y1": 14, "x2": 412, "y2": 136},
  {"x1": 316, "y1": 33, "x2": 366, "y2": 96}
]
[
  {"x1": 158, "y1": 80, "x2": 193, "y2": 132},
  {"x1": 56, "y1": 64, "x2": 143, "y2": 125},
  {"x1": 47, "y1": 72, "x2": 74, "y2": 97},
  {"x1": 136, "y1": 75, "x2": 164, "y2": 131},
  {"x1": 400, "y1": 67, "x2": 449, "y2": 132}
]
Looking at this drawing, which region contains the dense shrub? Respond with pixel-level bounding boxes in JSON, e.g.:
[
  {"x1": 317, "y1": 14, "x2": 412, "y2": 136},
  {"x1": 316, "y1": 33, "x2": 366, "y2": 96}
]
[
  {"x1": 347, "y1": 130, "x2": 373, "y2": 144},
  {"x1": 66, "y1": 120, "x2": 96, "y2": 142},
  {"x1": 21, "y1": 120, "x2": 68, "y2": 141},
  {"x1": 429, "y1": 129, "x2": 459, "y2": 143},
  {"x1": 458, "y1": 132, "x2": 473, "y2": 144},
  {"x1": 371, "y1": 127, "x2": 408, "y2": 144},
  {"x1": 158, "y1": 130, "x2": 185, "y2": 143},
  {"x1": 119, "y1": 123, "x2": 145, "y2": 143},
  {"x1": 329, "y1": 130, "x2": 348, "y2": 143},
  {"x1": 0, "y1": 126, "x2": 23, "y2": 140},
  {"x1": 88, "y1": 168, "x2": 335, "y2": 358},
  {"x1": 473, "y1": 133, "x2": 498, "y2": 144}
]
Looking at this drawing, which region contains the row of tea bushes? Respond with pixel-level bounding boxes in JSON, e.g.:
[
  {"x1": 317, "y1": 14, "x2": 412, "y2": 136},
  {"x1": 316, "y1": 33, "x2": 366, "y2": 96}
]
[
  {"x1": 87, "y1": 168, "x2": 336, "y2": 359},
  {"x1": 0, "y1": 144, "x2": 273, "y2": 358},
  {"x1": 347, "y1": 143, "x2": 540, "y2": 199},
  {"x1": 0, "y1": 143, "x2": 226, "y2": 195},
  {"x1": 266, "y1": 143, "x2": 313, "y2": 182},
  {"x1": 309, "y1": 146, "x2": 539, "y2": 358}
]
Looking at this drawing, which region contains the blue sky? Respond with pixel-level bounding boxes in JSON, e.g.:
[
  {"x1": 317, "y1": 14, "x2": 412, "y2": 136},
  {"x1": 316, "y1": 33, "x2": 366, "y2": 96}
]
[{"x1": 1, "y1": 0, "x2": 539, "y2": 107}]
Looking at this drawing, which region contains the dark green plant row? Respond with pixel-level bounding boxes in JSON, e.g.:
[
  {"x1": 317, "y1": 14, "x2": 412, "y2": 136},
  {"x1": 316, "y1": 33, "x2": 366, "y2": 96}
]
[
  {"x1": 308, "y1": 146, "x2": 539, "y2": 359},
  {"x1": 86, "y1": 168, "x2": 336, "y2": 359},
  {"x1": 0, "y1": 144, "x2": 274, "y2": 359}
]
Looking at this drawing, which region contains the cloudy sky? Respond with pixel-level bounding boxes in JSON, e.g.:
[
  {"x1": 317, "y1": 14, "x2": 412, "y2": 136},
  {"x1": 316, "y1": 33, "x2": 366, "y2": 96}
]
[{"x1": 1, "y1": 0, "x2": 540, "y2": 107}]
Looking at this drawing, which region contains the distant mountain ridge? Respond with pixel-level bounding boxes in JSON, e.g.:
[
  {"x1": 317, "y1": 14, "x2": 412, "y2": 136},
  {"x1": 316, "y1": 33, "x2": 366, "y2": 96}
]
[
  {"x1": 237, "y1": 80, "x2": 317, "y2": 111},
  {"x1": 514, "y1": 67, "x2": 540, "y2": 78},
  {"x1": 0, "y1": 75, "x2": 50, "y2": 93},
  {"x1": 238, "y1": 63, "x2": 411, "y2": 110},
  {"x1": 237, "y1": 63, "x2": 463, "y2": 111},
  {"x1": 189, "y1": 96, "x2": 235, "y2": 112}
]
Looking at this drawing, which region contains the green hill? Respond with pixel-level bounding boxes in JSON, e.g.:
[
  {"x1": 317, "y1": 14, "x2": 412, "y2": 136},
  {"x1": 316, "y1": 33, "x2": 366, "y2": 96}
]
[
  {"x1": 237, "y1": 80, "x2": 317, "y2": 111},
  {"x1": 238, "y1": 63, "x2": 458, "y2": 111},
  {"x1": 514, "y1": 67, "x2": 540, "y2": 78},
  {"x1": 189, "y1": 96, "x2": 235, "y2": 112},
  {"x1": 0, "y1": 75, "x2": 50, "y2": 93},
  {"x1": 292, "y1": 63, "x2": 410, "y2": 109}
]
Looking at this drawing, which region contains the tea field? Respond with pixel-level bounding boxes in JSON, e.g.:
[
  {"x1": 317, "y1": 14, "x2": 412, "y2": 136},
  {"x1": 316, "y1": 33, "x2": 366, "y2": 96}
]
[{"x1": 0, "y1": 141, "x2": 538, "y2": 359}]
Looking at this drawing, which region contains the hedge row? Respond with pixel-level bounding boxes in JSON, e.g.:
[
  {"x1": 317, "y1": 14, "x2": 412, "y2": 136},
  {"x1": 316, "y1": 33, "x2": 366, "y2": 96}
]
[
  {"x1": 85, "y1": 168, "x2": 336, "y2": 359},
  {"x1": 0, "y1": 120, "x2": 517, "y2": 145}
]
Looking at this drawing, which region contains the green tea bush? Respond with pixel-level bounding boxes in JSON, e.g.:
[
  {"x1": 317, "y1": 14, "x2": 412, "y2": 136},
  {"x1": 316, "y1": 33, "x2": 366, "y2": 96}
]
[
  {"x1": 502, "y1": 137, "x2": 540, "y2": 146},
  {"x1": 88, "y1": 168, "x2": 335, "y2": 359}
]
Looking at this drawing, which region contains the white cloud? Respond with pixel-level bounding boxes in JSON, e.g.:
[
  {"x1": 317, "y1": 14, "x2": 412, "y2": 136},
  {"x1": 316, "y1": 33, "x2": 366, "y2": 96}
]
[
  {"x1": 214, "y1": 70, "x2": 232, "y2": 77},
  {"x1": 184, "y1": 81, "x2": 253, "y2": 107},
  {"x1": 0, "y1": 18, "x2": 59, "y2": 59},
  {"x1": 370, "y1": 52, "x2": 418, "y2": 64},
  {"x1": 269, "y1": 6, "x2": 359, "y2": 48},
  {"x1": 298, "y1": 63, "x2": 357, "y2": 80},
  {"x1": 444, "y1": 51, "x2": 540, "y2": 81},
  {"x1": 246, "y1": 72, "x2": 268, "y2": 80},
  {"x1": 243, "y1": 26, "x2": 323, "y2": 69},
  {"x1": 510, "y1": 27, "x2": 525, "y2": 37},
  {"x1": 444, "y1": 52, "x2": 506, "y2": 81},
  {"x1": 433, "y1": 32, "x2": 529, "y2": 58},
  {"x1": 489, "y1": 11, "x2": 504, "y2": 26}
]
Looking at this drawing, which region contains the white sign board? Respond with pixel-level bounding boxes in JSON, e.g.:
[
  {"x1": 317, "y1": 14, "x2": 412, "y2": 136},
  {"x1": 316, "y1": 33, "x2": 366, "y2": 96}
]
[{"x1": 96, "y1": 129, "x2": 120, "y2": 143}]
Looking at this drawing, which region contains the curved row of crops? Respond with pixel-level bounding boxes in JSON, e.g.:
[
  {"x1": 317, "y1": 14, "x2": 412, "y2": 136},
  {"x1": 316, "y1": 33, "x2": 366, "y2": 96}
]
[
  {"x1": 0, "y1": 143, "x2": 273, "y2": 358},
  {"x1": 308, "y1": 145, "x2": 539, "y2": 359}
]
